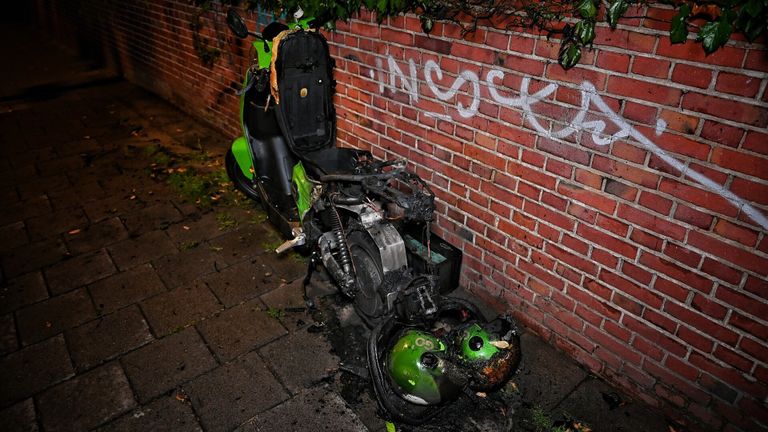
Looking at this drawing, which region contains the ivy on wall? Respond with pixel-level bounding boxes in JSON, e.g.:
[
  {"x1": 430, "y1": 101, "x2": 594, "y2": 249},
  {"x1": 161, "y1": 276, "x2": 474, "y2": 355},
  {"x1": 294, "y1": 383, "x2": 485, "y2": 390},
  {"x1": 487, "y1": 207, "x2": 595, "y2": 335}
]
[{"x1": 192, "y1": 0, "x2": 766, "y2": 69}]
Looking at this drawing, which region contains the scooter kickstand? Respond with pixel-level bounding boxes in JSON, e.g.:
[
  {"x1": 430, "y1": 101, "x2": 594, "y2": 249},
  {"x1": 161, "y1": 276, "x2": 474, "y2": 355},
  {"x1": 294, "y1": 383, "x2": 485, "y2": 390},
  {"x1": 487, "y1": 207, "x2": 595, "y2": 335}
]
[{"x1": 303, "y1": 252, "x2": 319, "y2": 309}]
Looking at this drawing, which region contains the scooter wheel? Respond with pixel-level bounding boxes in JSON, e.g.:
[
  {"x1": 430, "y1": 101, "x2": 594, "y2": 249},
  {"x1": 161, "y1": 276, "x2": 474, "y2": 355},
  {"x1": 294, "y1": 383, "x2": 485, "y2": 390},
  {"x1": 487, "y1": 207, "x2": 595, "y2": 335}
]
[{"x1": 225, "y1": 149, "x2": 261, "y2": 203}]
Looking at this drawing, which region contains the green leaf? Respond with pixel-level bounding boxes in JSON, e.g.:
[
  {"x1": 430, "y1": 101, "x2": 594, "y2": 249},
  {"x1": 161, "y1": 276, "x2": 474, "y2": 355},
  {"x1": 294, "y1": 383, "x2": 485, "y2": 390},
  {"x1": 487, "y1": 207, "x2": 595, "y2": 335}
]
[
  {"x1": 575, "y1": 20, "x2": 596, "y2": 44},
  {"x1": 364, "y1": 0, "x2": 377, "y2": 8},
  {"x1": 558, "y1": 44, "x2": 582, "y2": 69},
  {"x1": 420, "y1": 16, "x2": 434, "y2": 33},
  {"x1": 697, "y1": 13, "x2": 733, "y2": 54},
  {"x1": 670, "y1": 3, "x2": 691, "y2": 44},
  {"x1": 744, "y1": 0, "x2": 764, "y2": 17},
  {"x1": 606, "y1": 0, "x2": 629, "y2": 29},
  {"x1": 577, "y1": 0, "x2": 597, "y2": 19},
  {"x1": 377, "y1": 0, "x2": 388, "y2": 13}
]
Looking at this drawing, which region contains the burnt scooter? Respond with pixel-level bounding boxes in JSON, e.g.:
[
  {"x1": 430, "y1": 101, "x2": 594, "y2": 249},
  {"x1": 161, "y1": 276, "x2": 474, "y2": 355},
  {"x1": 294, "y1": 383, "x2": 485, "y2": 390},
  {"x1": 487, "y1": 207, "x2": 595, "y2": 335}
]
[{"x1": 223, "y1": 8, "x2": 521, "y2": 425}]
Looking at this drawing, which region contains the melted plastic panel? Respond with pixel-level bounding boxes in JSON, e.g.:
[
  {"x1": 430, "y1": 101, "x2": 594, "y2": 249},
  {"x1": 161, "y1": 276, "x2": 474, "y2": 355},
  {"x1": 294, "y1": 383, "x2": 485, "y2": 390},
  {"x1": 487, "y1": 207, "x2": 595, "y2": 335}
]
[{"x1": 274, "y1": 30, "x2": 336, "y2": 154}]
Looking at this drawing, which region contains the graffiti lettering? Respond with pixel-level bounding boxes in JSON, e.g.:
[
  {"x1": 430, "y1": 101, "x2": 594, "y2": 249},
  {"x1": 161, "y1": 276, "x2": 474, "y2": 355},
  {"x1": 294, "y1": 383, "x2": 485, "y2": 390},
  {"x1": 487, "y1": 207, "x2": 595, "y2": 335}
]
[{"x1": 368, "y1": 55, "x2": 768, "y2": 230}]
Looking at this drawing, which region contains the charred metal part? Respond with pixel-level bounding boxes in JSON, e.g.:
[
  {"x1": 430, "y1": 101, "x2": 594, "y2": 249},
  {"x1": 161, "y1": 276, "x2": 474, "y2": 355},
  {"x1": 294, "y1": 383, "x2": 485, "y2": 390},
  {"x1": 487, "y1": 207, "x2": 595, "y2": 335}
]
[
  {"x1": 329, "y1": 202, "x2": 354, "y2": 276},
  {"x1": 365, "y1": 223, "x2": 407, "y2": 274},
  {"x1": 318, "y1": 232, "x2": 356, "y2": 297}
]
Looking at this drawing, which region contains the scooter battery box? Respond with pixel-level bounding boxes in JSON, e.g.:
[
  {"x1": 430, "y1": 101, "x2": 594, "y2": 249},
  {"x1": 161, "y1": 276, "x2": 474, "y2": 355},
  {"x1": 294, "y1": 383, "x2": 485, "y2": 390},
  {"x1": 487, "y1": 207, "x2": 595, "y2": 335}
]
[{"x1": 403, "y1": 228, "x2": 462, "y2": 294}]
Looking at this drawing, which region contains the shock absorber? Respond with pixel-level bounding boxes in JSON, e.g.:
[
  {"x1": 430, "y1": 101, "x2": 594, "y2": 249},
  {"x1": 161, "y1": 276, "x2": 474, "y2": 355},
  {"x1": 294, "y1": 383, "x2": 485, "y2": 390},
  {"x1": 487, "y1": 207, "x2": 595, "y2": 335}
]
[{"x1": 329, "y1": 200, "x2": 354, "y2": 276}]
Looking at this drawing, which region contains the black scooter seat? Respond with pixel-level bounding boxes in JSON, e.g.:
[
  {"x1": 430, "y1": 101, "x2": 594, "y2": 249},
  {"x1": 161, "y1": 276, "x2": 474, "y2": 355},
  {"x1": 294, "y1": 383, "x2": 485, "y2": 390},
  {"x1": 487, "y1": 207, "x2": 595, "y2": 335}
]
[{"x1": 301, "y1": 147, "x2": 368, "y2": 178}]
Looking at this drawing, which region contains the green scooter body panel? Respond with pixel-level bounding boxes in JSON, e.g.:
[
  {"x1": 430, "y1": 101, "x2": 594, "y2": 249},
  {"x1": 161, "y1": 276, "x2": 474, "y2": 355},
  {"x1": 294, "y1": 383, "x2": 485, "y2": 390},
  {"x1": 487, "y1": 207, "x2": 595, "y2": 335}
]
[{"x1": 231, "y1": 136, "x2": 254, "y2": 180}]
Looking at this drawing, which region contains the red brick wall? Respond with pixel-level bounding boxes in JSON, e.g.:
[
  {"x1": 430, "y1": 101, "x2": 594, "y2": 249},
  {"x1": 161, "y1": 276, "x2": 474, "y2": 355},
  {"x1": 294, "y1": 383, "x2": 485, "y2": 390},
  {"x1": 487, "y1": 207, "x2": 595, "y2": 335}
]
[{"x1": 39, "y1": 1, "x2": 768, "y2": 430}]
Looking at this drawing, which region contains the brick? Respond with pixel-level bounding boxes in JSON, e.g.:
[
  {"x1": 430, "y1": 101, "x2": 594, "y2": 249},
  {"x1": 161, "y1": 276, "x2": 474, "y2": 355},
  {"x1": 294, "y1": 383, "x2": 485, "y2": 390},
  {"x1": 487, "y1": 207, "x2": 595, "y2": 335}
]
[
  {"x1": 595, "y1": 27, "x2": 657, "y2": 53},
  {"x1": 631, "y1": 56, "x2": 670, "y2": 78},
  {"x1": 596, "y1": 51, "x2": 631, "y2": 73},
  {"x1": 94, "y1": 394, "x2": 201, "y2": 432},
  {"x1": 663, "y1": 242, "x2": 702, "y2": 268},
  {"x1": 122, "y1": 327, "x2": 217, "y2": 403},
  {"x1": 414, "y1": 35, "x2": 451, "y2": 54},
  {"x1": 608, "y1": 75, "x2": 681, "y2": 106},
  {"x1": 730, "y1": 177, "x2": 768, "y2": 206},
  {"x1": 89, "y1": 264, "x2": 166, "y2": 314},
  {"x1": 630, "y1": 229, "x2": 664, "y2": 251},
  {"x1": 689, "y1": 230, "x2": 768, "y2": 273},
  {"x1": 673, "y1": 204, "x2": 713, "y2": 229},
  {"x1": 185, "y1": 351, "x2": 288, "y2": 432},
  {"x1": 713, "y1": 345, "x2": 754, "y2": 374},
  {"x1": 713, "y1": 219, "x2": 759, "y2": 247},
  {"x1": 141, "y1": 280, "x2": 222, "y2": 336},
  {"x1": 666, "y1": 302, "x2": 739, "y2": 346},
  {"x1": 656, "y1": 38, "x2": 745, "y2": 68},
  {"x1": 639, "y1": 252, "x2": 713, "y2": 293},
  {"x1": 671, "y1": 64, "x2": 713, "y2": 88},
  {"x1": 618, "y1": 204, "x2": 685, "y2": 241},
  {"x1": 682, "y1": 93, "x2": 768, "y2": 127},
  {"x1": 45, "y1": 249, "x2": 116, "y2": 295},
  {"x1": 2, "y1": 237, "x2": 68, "y2": 278},
  {"x1": 711, "y1": 147, "x2": 768, "y2": 180},
  {"x1": 107, "y1": 230, "x2": 177, "y2": 271},
  {"x1": 715, "y1": 72, "x2": 762, "y2": 97},
  {"x1": 559, "y1": 182, "x2": 617, "y2": 214},
  {"x1": 546, "y1": 243, "x2": 598, "y2": 276},
  {"x1": 660, "y1": 179, "x2": 737, "y2": 218},
  {"x1": 0, "y1": 272, "x2": 48, "y2": 315},
  {"x1": 699, "y1": 121, "x2": 744, "y2": 148},
  {"x1": 0, "y1": 334, "x2": 73, "y2": 406},
  {"x1": 659, "y1": 109, "x2": 699, "y2": 135},
  {"x1": 676, "y1": 325, "x2": 714, "y2": 353},
  {"x1": 585, "y1": 325, "x2": 642, "y2": 365},
  {"x1": 198, "y1": 298, "x2": 286, "y2": 362},
  {"x1": 37, "y1": 363, "x2": 136, "y2": 432},
  {"x1": 742, "y1": 130, "x2": 768, "y2": 156},
  {"x1": 601, "y1": 269, "x2": 662, "y2": 309},
  {"x1": 623, "y1": 315, "x2": 686, "y2": 357},
  {"x1": 16, "y1": 288, "x2": 97, "y2": 345},
  {"x1": 66, "y1": 306, "x2": 153, "y2": 371}
]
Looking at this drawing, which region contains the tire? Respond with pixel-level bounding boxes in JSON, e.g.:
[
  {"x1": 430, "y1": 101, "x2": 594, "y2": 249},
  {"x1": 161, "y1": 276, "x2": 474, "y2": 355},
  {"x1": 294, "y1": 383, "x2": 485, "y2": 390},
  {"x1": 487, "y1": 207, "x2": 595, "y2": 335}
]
[
  {"x1": 225, "y1": 148, "x2": 261, "y2": 202},
  {"x1": 347, "y1": 230, "x2": 385, "y2": 326}
]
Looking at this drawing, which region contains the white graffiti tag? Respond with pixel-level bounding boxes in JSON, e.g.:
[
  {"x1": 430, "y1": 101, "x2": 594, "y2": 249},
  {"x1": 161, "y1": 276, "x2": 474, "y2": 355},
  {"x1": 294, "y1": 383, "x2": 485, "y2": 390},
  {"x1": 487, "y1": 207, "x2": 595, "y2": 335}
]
[{"x1": 371, "y1": 55, "x2": 768, "y2": 230}]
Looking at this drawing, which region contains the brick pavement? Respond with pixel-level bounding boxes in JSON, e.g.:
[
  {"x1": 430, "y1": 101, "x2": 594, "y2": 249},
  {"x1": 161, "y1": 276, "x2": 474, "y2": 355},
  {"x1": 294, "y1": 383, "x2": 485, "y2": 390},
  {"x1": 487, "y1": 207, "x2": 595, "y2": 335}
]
[{"x1": 0, "y1": 20, "x2": 673, "y2": 432}]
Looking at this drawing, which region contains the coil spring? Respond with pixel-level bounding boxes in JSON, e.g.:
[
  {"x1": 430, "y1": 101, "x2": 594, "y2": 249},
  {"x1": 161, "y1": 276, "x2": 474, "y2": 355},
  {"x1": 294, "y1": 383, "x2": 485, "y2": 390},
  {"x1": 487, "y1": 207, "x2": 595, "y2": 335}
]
[{"x1": 329, "y1": 202, "x2": 353, "y2": 273}]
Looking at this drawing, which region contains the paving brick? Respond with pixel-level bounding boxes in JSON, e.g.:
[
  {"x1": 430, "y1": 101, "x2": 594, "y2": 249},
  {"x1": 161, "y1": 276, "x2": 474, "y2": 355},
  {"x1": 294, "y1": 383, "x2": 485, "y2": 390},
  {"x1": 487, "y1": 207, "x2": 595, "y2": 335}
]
[
  {"x1": 237, "y1": 387, "x2": 367, "y2": 432},
  {"x1": 95, "y1": 394, "x2": 202, "y2": 432},
  {"x1": 515, "y1": 332, "x2": 588, "y2": 410},
  {"x1": 259, "y1": 327, "x2": 339, "y2": 394},
  {"x1": 202, "y1": 259, "x2": 279, "y2": 307},
  {"x1": 165, "y1": 212, "x2": 224, "y2": 247},
  {"x1": 36, "y1": 154, "x2": 87, "y2": 175},
  {"x1": 48, "y1": 180, "x2": 108, "y2": 211},
  {"x1": 0, "y1": 221, "x2": 28, "y2": 253},
  {"x1": 63, "y1": 217, "x2": 129, "y2": 254},
  {"x1": 1, "y1": 236, "x2": 68, "y2": 278},
  {"x1": 121, "y1": 327, "x2": 217, "y2": 403},
  {"x1": 107, "y1": 230, "x2": 177, "y2": 271},
  {"x1": 0, "y1": 399, "x2": 38, "y2": 432},
  {"x1": 88, "y1": 263, "x2": 166, "y2": 314},
  {"x1": 198, "y1": 298, "x2": 286, "y2": 362},
  {"x1": 261, "y1": 252, "x2": 307, "y2": 283},
  {"x1": 37, "y1": 362, "x2": 136, "y2": 432},
  {"x1": 152, "y1": 246, "x2": 224, "y2": 289},
  {"x1": 260, "y1": 279, "x2": 312, "y2": 331},
  {"x1": 0, "y1": 196, "x2": 52, "y2": 227},
  {"x1": 0, "y1": 335, "x2": 74, "y2": 407},
  {"x1": 0, "y1": 313, "x2": 18, "y2": 356},
  {"x1": 141, "y1": 280, "x2": 222, "y2": 336},
  {"x1": 207, "y1": 225, "x2": 268, "y2": 266},
  {"x1": 44, "y1": 248, "x2": 116, "y2": 295},
  {"x1": 550, "y1": 377, "x2": 668, "y2": 432},
  {"x1": 66, "y1": 305, "x2": 154, "y2": 371},
  {"x1": 0, "y1": 272, "x2": 48, "y2": 315},
  {"x1": 25, "y1": 207, "x2": 89, "y2": 241},
  {"x1": 16, "y1": 288, "x2": 97, "y2": 345},
  {"x1": 82, "y1": 194, "x2": 146, "y2": 223},
  {"x1": 121, "y1": 202, "x2": 182, "y2": 236},
  {"x1": 185, "y1": 351, "x2": 289, "y2": 432},
  {"x1": 16, "y1": 174, "x2": 71, "y2": 201}
]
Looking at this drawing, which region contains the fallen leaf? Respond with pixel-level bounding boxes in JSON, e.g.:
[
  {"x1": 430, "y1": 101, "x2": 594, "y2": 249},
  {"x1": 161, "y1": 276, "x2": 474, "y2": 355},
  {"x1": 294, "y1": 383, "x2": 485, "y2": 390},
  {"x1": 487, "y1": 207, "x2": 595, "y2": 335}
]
[
  {"x1": 491, "y1": 340, "x2": 510, "y2": 349},
  {"x1": 68, "y1": 229, "x2": 81, "y2": 235},
  {"x1": 129, "y1": 195, "x2": 136, "y2": 200},
  {"x1": 183, "y1": 226, "x2": 191, "y2": 230},
  {"x1": 475, "y1": 392, "x2": 487, "y2": 398},
  {"x1": 45, "y1": 321, "x2": 52, "y2": 328}
]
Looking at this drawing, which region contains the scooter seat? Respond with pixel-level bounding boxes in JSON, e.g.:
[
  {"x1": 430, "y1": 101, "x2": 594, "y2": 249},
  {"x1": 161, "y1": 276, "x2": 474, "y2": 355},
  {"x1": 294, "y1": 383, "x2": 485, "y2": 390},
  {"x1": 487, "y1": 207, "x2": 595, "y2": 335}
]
[{"x1": 301, "y1": 147, "x2": 368, "y2": 178}]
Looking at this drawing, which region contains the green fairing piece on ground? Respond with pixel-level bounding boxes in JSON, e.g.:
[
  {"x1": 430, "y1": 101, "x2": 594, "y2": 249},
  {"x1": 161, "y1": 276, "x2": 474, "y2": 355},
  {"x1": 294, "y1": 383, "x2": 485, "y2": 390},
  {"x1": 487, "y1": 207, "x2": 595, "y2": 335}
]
[
  {"x1": 388, "y1": 330, "x2": 451, "y2": 405},
  {"x1": 457, "y1": 323, "x2": 499, "y2": 362}
]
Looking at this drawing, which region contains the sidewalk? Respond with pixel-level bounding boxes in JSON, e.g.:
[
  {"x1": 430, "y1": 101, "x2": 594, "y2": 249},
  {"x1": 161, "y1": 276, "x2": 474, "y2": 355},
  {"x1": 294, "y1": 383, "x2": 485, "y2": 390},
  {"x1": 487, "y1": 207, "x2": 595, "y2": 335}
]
[{"x1": 0, "y1": 21, "x2": 672, "y2": 432}]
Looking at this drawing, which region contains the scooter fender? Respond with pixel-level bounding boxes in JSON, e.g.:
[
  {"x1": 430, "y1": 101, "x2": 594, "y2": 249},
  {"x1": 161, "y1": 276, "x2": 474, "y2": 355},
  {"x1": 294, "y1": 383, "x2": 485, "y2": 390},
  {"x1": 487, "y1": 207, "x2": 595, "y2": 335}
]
[{"x1": 231, "y1": 136, "x2": 254, "y2": 180}]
